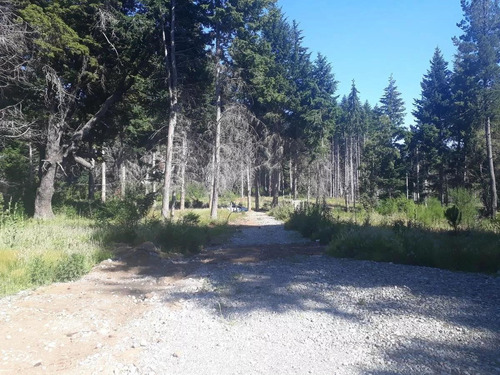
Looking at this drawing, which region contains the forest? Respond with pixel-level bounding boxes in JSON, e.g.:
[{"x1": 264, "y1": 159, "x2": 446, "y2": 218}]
[
  {"x1": 0, "y1": 0, "x2": 499, "y2": 219},
  {"x1": 0, "y1": 0, "x2": 500, "y2": 293}
]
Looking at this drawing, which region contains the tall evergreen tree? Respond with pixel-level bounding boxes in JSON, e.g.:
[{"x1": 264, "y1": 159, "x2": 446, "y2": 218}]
[
  {"x1": 413, "y1": 47, "x2": 453, "y2": 202},
  {"x1": 453, "y1": 0, "x2": 499, "y2": 217},
  {"x1": 380, "y1": 74, "x2": 406, "y2": 132}
]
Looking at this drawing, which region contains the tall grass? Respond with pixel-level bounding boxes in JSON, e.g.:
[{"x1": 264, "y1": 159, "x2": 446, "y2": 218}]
[
  {"x1": 280, "y1": 199, "x2": 500, "y2": 274},
  {"x1": 0, "y1": 215, "x2": 110, "y2": 296}
]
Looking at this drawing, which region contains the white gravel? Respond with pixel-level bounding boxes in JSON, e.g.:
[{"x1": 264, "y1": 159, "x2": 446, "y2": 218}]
[{"x1": 82, "y1": 212, "x2": 500, "y2": 374}]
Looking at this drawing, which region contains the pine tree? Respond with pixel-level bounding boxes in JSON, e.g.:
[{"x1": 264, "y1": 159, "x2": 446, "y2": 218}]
[
  {"x1": 453, "y1": 0, "x2": 499, "y2": 217},
  {"x1": 413, "y1": 47, "x2": 453, "y2": 202}
]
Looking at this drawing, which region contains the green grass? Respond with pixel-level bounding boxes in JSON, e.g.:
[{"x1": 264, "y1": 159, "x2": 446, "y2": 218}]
[
  {"x1": 0, "y1": 216, "x2": 111, "y2": 296},
  {"x1": 0, "y1": 207, "x2": 238, "y2": 297},
  {"x1": 277, "y1": 200, "x2": 500, "y2": 274},
  {"x1": 94, "y1": 207, "x2": 237, "y2": 254}
]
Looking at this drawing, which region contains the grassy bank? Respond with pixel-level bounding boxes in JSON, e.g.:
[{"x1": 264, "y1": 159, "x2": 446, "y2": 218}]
[
  {"x1": 276, "y1": 201, "x2": 500, "y2": 274},
  {"x1": 0, "y1": 215, "x2": 111, "y2": 296},
  {"x1": 0, "y1": 205, "x2": 236, "y2": 297}
]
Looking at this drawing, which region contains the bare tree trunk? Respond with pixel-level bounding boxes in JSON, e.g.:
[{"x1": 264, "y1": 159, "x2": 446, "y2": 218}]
[
  {"x1": 28, "y1": 142, "x2": 34, "y2": 186},
  {"x1": 240, "y1": 163, "x2": 244, "y2": 199},
  {"x1": 34, "y1": 115, "x2": 63, "y2": 219},
  {"x1": 210, "y1": 28, "x2": 222, "y2": 220},
  {"x1": 88, "y1": 166, "x2": 95, "y2": 200},
  {"x1": 101, "y1": 159, "x2": 106, "y2": 203},
  {"x1": 335, "y1": 139, "x2": 340, "y2": 198},
  {"x1": 271, "y1": 167, "x2": 279, "y2": 207},
  {"x1": 161, "y1": 0, "x2": 179, "y2": 219},
  {"x1": 88, "y1": 142, "x2": 95, "y2": 200},
  {"x1": 416, "y1": 146, "x2": 420, "y2": 202},
  {"x1": 120, "y1": 163, "x2": 126, "y2": 197},
  {"x1": 486, "y1": 116, "x2": 498, "y2": 217},
  {"x1": 180, "y1": 130, "x2": 187, "y2": 210},
  {"x1": 152, "y1": 151, "x2": 157, "y2": 193},
  {"x1": 293, "y1": 162, "x2": 298, "y2": 199},
  {"x1": 254, "y1": 169, "x2": 260, "y2": 210},
  {"x1": 344, "y1": 138, "x2": 349, "y2": 208},
  {"x1": 289, "y1": 158, "x2": 293, "y2": 199},
  {"x1": 209, "y1": 148, "x2": 215, "y2": 211},
  {"x1": 170, "y1": 190, "x2": 176, "y2": 217},
  {"x1": 246, "y1": 163, "x2": 251, "y2": 211},
  {"x1": 349, "y1": 136, "x2": 355, "y2": 207}
]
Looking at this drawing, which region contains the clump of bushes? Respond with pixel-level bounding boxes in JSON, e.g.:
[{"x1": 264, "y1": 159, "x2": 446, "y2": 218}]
[
  {"x1": 327, "y1": 223, "x2": 499, "y2": 273},
  {"x1": 269, "y1": 203, "x2": 295, "y2": 221},
  {"x1": 285, "y1": 204, "x2": 335, "y2": 244},
  {"x1": 284, "y1": 198, "x2": 500, "y2": 274}
]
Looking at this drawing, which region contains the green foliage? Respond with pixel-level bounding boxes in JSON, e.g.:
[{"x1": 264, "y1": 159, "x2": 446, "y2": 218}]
[
  {"x1": 284, "y1": 202, "x2": 499, "y2": 273},
  {"x1": 445, "y1": 205, "x2": 462, "y2": 233},
  {"x1": 186, "y1": 182, "x2": 208, "y2": 203},
  {"x1": 181, "y1": 212, "x2": 201, "y2": 226},
  {"x1": 0, "y1": 195, "x2": 26, "y2": 227},
  {"x1": 327, "y1": 223, "x2": 500, "y2": 274},
  {"x1": 0, "y1": 214, "x2": 111, "y2": 296},
  {"x1": 269, "y1": 203, "x2": 295, "y2": 221},
  {"x1": 285, "y1": 204, "x2": 334, "y2": 244},
  {"x1": 448, "y1": 188, "x2": 479, "y2": 229}
]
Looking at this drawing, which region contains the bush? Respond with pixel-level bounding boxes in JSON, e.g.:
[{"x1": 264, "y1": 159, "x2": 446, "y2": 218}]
[
  {"x1": 55, "y1": 253, "x2": 89, "y2": 281},
  {"x1": 448, "y1": 188, "x2": 479, "y2": 229},
  {"x1": 445, "y1": 205, "x2": 462, "y2": 233},
  {"x1": 415, "y1": 197, "x2": 444, "y2": 228},
  {"x1": 326, "y1": 222, "x2": 500, "y2": 274},
  {"x1": 269, "y1": 203, "x2": 295, "y2": 221},
  {"x1": 286, "y1": 204, "x2": 334, "y2": 244}
]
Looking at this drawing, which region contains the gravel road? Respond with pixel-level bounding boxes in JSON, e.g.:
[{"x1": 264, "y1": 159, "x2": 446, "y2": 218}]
[{"x1": 2, "y1": 211, "x2": 499, "y2": 374}]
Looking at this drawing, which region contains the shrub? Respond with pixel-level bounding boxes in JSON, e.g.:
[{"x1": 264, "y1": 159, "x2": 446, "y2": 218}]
[
  {"x1": 269, "y1": 203, "x2": 295, "y2": 221},
  {"x1": 329, "y1": 225, "x2": 406, "y2": 263},
  {"x1": 448, "y1": 188, "x2": 479, "y2": 229},
  {"x1": 415, "y1": 197, "x2": 444, "y2": 228},
  {"x1": 445, "y1": 205, "x2": 462, "y2": 233},
  {"x1": 55, "y1": 253, "x2": 89, "y2": 281},
  {"x1": 326, "y1": 222, "x2": 500, "y2": 274}
]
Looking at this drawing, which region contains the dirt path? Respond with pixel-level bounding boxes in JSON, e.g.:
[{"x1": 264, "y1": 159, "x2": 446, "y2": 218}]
[
  {"x1": 0, "y1": 211, "x2": 319, "y2": 374},
  {"x1": 1, "y1": 211, "x2": 499, "y2": 374}
]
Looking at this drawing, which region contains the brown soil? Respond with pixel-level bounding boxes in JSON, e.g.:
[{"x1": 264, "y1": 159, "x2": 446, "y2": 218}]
[{"x1": 0, "y1": 213, "x2": 322, "y2": 374}]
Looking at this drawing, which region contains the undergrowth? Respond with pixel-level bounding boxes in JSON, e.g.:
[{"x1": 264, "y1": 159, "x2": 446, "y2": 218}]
[
  {"x1": 0, "y1": 214, "x2": 110, "y2": 296},
  {"x1": 281, "y1": 199, "x2": 500, "y2": 274}
]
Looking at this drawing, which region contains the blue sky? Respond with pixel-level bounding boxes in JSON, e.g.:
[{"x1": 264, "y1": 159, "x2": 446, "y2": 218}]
[{"x1": 277, "y1": 0, "x2": 464, "y2": 126}]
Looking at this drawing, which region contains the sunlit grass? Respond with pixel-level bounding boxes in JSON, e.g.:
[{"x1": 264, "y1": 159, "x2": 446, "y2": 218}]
[{"x1": 0, "y1": 216, "x2": 111, "y2": 297}]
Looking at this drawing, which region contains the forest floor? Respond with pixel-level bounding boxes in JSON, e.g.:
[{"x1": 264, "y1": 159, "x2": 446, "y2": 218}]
[{"x1": 0, "y1": 211, "x2": 499, "y2": 374}]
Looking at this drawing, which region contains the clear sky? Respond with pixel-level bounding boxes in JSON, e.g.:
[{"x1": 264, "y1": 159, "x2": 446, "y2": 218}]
[{"x1": 277, "y1": 0, "x2": 464, "y2": 126}]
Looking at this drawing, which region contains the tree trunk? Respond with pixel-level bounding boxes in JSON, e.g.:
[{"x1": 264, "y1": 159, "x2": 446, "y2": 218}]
[
  {"x1": 180, "y1": 130, "x2": 187, "y2": 211},
  {"x1": 88, "y1": 142, "x2": 95, "y2": 200},
  {"x1": 101, "y1": 160, "x2": 106, "y2": 203},
  {"x1": 161, "y1": 0, "x2": 179, "y2": 219},
  {"x1": 120, "y1": 163, "x2": 126, "y2": 197},
  {"x1": 254, "y1": 169, "x2": 260, "y2": 210},
  {"x1": 349, "y1": 136, "x2": 355, "y2": 208},
  {"x1": 240, "y1": 164, "x2": 244, "y2": 199},
  {"x1": 210, "y1": 27, "x2": 222, "y2": 220},
  {"x1": 271, "y1": 167, "x2": 279, "y2": 207},
  {"x1": 416, "y1": 146, "x2": 420, "y2": 202},
  {"x1": 485, "y1": 116, "x2": 498, "y2": 217},
  {"x1": 34, "y1": 115, "x2": 63, "y2": 219},
  {"x1": 88, "y1": 167, "x2": 95, "y2": 200},
  {"x1": 246, "y1": 163, "x2": 251, "y2": 211},
  {"x1": 293, "y1": 161, "x2": 298, "y2": 199}
]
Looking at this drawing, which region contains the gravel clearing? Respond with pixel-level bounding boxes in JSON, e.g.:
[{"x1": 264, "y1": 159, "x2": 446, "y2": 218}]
[
  {"x1": 2, "y1": 211, "x2": 499, "y2": 374},
  {"x1": 81, "y1": 212, "x2": 500, "y2": 375}
]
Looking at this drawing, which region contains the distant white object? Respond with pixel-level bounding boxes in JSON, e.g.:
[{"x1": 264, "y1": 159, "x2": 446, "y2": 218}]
[{"x1": 227, "y1": 202, "x2": 248, "y2": 212}]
